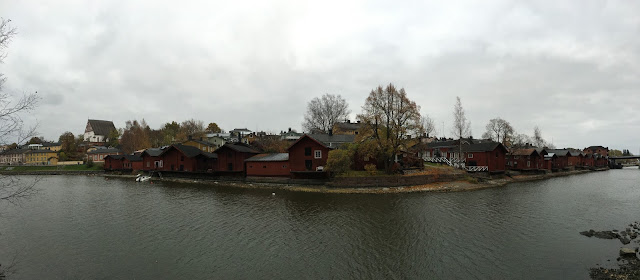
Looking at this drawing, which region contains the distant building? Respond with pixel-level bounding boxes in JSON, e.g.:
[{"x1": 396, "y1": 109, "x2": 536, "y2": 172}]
[
  {"x1": 87, "y1": 147, "x2": 122, "y2": 162},
  {"x1": 0, "y1": 148, "x2": 29, "y2": 165},
  {"x1": 25, "y1": 149, "x2": 58, "y2": 165},
  {"x1": 583, "y1": 146, "x2": 609, "y2": 157},
  {"x1": 84, "y1": 119, "x2": 117, "y2": 143},
  {"x1": 332, "y1": 120, "x2": 363, "y2": 135}
]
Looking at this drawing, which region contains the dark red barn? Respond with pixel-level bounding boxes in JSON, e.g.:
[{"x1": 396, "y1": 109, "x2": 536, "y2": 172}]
[
  {"x1": 245, "y1": 153, "x2": 290, "y2": 177},
  {"x1": 214, "y1": 143, "x2": 260, "y2": 172}
]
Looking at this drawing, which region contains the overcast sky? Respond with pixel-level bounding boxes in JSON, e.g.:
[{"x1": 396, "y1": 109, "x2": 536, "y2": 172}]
[{"x1": 1, "y1": 0, "x2": 639, "y2": 151}]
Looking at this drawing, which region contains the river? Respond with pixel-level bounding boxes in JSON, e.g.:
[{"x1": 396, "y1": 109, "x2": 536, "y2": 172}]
[{"x1": 1, "y1": 169, "x2": 639, "y2": 279}]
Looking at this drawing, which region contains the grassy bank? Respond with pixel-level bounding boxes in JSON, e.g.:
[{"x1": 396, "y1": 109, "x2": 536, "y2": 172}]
[{"x1": 0, "y1": 164, "x2": 103, "y2": 172}]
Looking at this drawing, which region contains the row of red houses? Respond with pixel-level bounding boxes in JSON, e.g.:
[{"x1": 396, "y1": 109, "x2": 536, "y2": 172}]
[
  {"x1": 105, "y1": 133, "x2": 610, "y2": 177},
  {"x1": 416, "y1": 138, "x2": 609, "y2": 173},
  {"x1": 105, "y1": 134, "x2": 355, "y2": 178}
]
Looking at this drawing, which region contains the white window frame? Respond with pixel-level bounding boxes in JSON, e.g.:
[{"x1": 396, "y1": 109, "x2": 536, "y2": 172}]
[
  {"x1": 527, "y1": 161, "x2": 531, "y2": 167},
  {"x1": 314, "y1": 150, "x2": 322, "y2": 159},
  {"x1": 468, "y1": 153, "x2": 473, "y2": 159}
]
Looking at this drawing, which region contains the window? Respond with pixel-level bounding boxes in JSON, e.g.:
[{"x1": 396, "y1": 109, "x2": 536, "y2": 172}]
[
  {"x1": 304, "y1": 147, "x2": 311, "y2": 156},
  {"x1": 263, "y1": 165, "x2": 267, "y2": 168},
  {"x1": 527, "y1": 161, "x2": 531, "y2": 167},
  {"x1": 314, "y1": 150, "x2": 322, "y2": 159},
  {"x1": 146, "y1": 162, "x2": 150, "y2": 167},
  {"x1": 426, "y1": 151, "x2": 431, "y2": 157},
  {"x1": 159, "y1": 160, "x2": 163, "y2": 167},
  {"x1": 282, "y1": 165, "x2": 287, "y2": 168},
  {"x1": 100, "y1": 155, "x2": 103, "y2": 160},
  {"x1": 468, "y1": 153, "x2": 473, "y2": 158}
]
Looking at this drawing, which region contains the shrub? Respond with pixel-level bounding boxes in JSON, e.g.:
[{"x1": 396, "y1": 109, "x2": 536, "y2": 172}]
[
  {"x1": 326, "y1": 149, "x2": 354, "y2": 175},
  {"x1": 86, "y1": 158, "x2": 94, "y2": 168},
  {"x1": 364, "y1": 164, "x2": 377, "y2": 176}
]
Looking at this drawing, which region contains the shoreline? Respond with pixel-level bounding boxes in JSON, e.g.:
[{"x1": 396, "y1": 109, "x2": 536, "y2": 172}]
[{"x1": 103, "y1": 168, "x2": 607, "y2": 194}]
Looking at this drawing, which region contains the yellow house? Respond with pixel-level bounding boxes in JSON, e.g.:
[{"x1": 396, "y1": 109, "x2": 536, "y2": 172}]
[
  {"x1": 182, "y1": 139, "x2": 217, "y2": 153},
  {"x1": 42, "y1": 142, "x2": 62, "y2": 152},
  {"x1": 25, "y1": 149, "x2": 59, "y2": 165}
]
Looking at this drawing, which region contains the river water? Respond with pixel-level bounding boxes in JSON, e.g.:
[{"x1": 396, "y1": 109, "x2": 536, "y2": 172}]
[{"x1": 1, "y1": 169, "x2": 639, "y2": 279}]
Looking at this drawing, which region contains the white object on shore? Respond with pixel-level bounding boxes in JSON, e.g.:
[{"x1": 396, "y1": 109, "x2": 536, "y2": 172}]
[
  {"x1": 272, "y1": 192, "x2": 276, "y2": 196},
  {"x1": 136, "y1": 174, "x2": 151, "y2": 182}
]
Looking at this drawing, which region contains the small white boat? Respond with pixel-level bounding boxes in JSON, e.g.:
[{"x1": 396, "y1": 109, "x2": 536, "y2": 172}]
[{"x1": 136, "y1": 174, "x2": 151, "y2": 182}]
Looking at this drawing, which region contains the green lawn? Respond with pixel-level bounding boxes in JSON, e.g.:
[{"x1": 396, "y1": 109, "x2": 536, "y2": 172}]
[{"x1": 0, "y1": 164, "x2": 103, "y2": 171}]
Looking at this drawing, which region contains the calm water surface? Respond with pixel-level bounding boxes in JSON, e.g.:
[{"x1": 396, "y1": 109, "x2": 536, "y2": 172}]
[{"x1": 1, "y1": 169, "x2": 639, "y2": 279}]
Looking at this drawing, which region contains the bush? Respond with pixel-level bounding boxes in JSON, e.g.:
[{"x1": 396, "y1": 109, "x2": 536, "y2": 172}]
[
  {"x1": 326, "y1": 149, "x2": 354, "y2": 176},
  {"x1": 364, "y1": 164, "x2": 378, "y2": 176},
  {"x1": 86, "y1": 158, "x2": 94, "y2": 168}
]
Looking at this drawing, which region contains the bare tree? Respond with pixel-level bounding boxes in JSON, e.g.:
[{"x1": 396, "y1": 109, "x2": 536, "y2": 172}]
[
  {"x1": 481, "y1": 117, "x2": 514, "y2": 145},
  {"x1": 452, "y1": 96, "x2": 471, "y2": 165},
  {"x1": 0, "y1": 18, "x2": 40, "y2": 278},
  {"x1": 119, "y1": 119, "x2": 151, "y2": 154},
  {"x1": 302, "y1": 93, "x2": 350, "y2": 134},
  {"x1": 420, "y1": 115, "x2": 436, "y2": 137},
  {"x1": 358, "y1": 83, "x2": 421, "y2": 172},
  {"x1": 177, "y1": 118, "x2": 205, "y2": 141},
  {"x1": 533, "y1": 126, "x2": 544, "y2": 147}
]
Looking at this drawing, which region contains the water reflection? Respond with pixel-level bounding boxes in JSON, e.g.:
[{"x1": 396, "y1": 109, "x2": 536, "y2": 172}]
[{"x1": 0, "y1": 170, "x2": 639, "y2": 279}]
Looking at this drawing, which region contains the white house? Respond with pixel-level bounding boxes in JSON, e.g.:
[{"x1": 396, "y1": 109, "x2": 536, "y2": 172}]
[{"x1": 84, "y1": 119, "x2": 117, "y2": 143}]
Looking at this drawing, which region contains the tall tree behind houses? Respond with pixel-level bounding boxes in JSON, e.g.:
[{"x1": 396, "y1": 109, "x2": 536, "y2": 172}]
[
  {"x1": 120, "y1": 119, "x2": 151, "y2": 154},
  {"x1": 482, "y1": 117, "x2": 514, "y2": 145},
  {"x1": 303, "y1": 93, "x2": 350, "y2": 134},
  {"x1": 177, "y1": 119, "x2": 205, "y2": 141},
  {"x1": 452, "y1": 96, "x2": 471, "y2": 165},
  {"x1": 358, "y1": 83, "x2": 421, "y2": 172}
]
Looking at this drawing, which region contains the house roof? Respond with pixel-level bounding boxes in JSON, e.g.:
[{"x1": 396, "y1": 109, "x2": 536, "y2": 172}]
[
  {"x1": 1, "y1": 148, "x2": 29, "y2": 155},
  {"x1": 87, "y1": 148, "x2": 121, "y2": 154},
  {"x1": 87, "y1": 119, "x2": 116, "y2": 136},
  {"x1": 41, "y1": 142, "x2": 61, "y2": 147},
  {"x1": 124, "y1": 154, "x2": 142, "y2": 161},
  {"x1": 245, "y1": 153, "x2": 289, "y2": 162},
  {"x1": 333, "y1": 121, "x2": 362, "y2": 131},
  {"x1": 26, "y1": 149, "x2": 55, "y2": 154},
  {"x1": 165, "y1": 144, "x2": 205, "y2": 158},
  {"x1": 546, "y1": 149, "x2": 570, "y2": 157},
  {"x1": 141, "y1": 148, "x2": 165, "y2": 157},
  {"x1": 184, "y1": 139, "x2": 216, "y2": 146},
  {"x1": 105, "y1": 154, "x2": 125, "y2": 160},
  {"x1": 307, "y1": 134, "x2": 356, "y2": 147},
  {"x1": 202, "y1": 152, "x2": 218, "y2": 159},
  {"x1": 462, "y1": 142, "x2": 506, "y2": 153},
  {"x1": 216, "y1": 143, "x2": 260, "y2": 154},
  {"x1": 510, "y1": 148, "x2": 540, "y2": 156}
]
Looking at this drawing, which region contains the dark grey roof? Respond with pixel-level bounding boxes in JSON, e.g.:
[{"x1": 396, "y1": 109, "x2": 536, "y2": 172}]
[
  {"x1": 1, "y1": 148, "x2": 29, "y2": 155},
  {"x1": 333, "y1": 122, "x2": 362, "y2": 131},
  {"x1": 124, "y1": 154, "x2": 142, "y2": 161},
  {"x1": 41, "y1": 142, "x2": 61, "y2": 147},
  {"x1": 87, "y1": 119, "x2": 117, "y2": 136},
  {"x1": 105, "y1": 155, "x2": 125, "y2": 160},
  {"x1": 462, "y1": 142, "x2": 505, "y2": 152},
  {"x1": 26, "y1": 149, "x2": 55, "y2": 154},
  {"x1": 87, "y1": 148, "x2": 121, "y2": 154},
  {"x1": 169, "y1": 144, "x2": 204, "y2": 158},
  {"x1": 216, "y1": 143, "x2": 260, "y2": 154},
  {"x1": 185, "y1": 139, "x2": 216, "y2": 146},
  {"x1": 142, "y1": 148, "x2": 164, "y2": 157},
  {"x1": 245, "y1": 153, "x2": 289, "y2": 162},
  {"x1": 307, "y1": 134, "x2": 356, "y2": 147},
  {"x1": 546, "y1": 149, "x2": 570, "y2": 157},
  {"x1": 202, "y1": 152, "x2": 218, "y2": 159}
]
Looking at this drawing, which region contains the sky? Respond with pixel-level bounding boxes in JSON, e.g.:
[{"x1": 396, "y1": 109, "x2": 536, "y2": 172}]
[{"x1": 1, "y1": 0, "x2": 639, "y2": 152}]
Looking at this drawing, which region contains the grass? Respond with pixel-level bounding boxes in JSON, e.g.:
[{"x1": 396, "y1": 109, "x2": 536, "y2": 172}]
[
  {"x1": 0, "y1": 164, "x2": 103, "y2": 171},
  {"x1": 335, "y1": 170, "x2": 397, "y2": 178}
]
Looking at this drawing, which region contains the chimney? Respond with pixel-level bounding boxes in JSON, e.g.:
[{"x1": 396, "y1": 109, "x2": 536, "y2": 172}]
[
  {"x1": 288, "y1": 127, "x2": 291, "y2": 132},
  {"x1": 347, "y1": 119, "x2": 350, "y2": 123},
  {"x1": 329, "y1": 129, "x2": 333, "y2": 136}
]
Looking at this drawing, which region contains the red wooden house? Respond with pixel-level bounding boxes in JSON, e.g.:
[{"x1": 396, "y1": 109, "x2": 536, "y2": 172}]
[
  {"x1": 124, "y1": 154, "x2": 143, "y2": 170},
  {"x1": 245, "y1": 153, "x2": 290, "y2": 177},
  {"x1": 156, "y1": 144, "x2": 217, "y2": 172},
  {"x1": 462, "y1": 142, "x2": 508, "y2": 173},
  {"x1": 581, "y1": 154, "x2": 595, "y2": 168},
  {"x1": 214, "y1": 143, "x2": 260, "y2": 172},
  {"x1": 104, "y1": 155, "x2": 124, "y2": 170},
  {"x1": 288, "y1": 134, "x2": 331, "y2": 172},
  {"x1": 567, "y1": 151, "x2": 582, "y2": 168},
  {"x1": 507, "y1": 148, "x2": 546, "y2": 171},
  {"x1": 546, "y1": 149, "x2": 570, "y2": 170},
  {"x1": 583, "y1": 146, "x2": 609, "y2": 157},
  {"x1": 141, "y1": 147, "x2": 166, "y2": 171}
]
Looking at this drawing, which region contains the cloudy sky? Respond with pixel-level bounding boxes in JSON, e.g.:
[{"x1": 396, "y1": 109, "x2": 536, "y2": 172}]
[{"x1": 1, "y1": 0, "x2": 639, "y2": 151}]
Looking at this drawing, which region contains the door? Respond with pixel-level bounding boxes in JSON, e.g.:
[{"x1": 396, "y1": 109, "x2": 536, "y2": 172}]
[{"x1": 305, "y1": 160, "x2": 312, "y2": 171}]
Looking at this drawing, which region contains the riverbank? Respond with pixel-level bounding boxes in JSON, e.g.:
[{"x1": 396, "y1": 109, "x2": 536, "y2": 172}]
[{"x1": 104, "y1": 168, "x2": 607, "y2": 194}]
